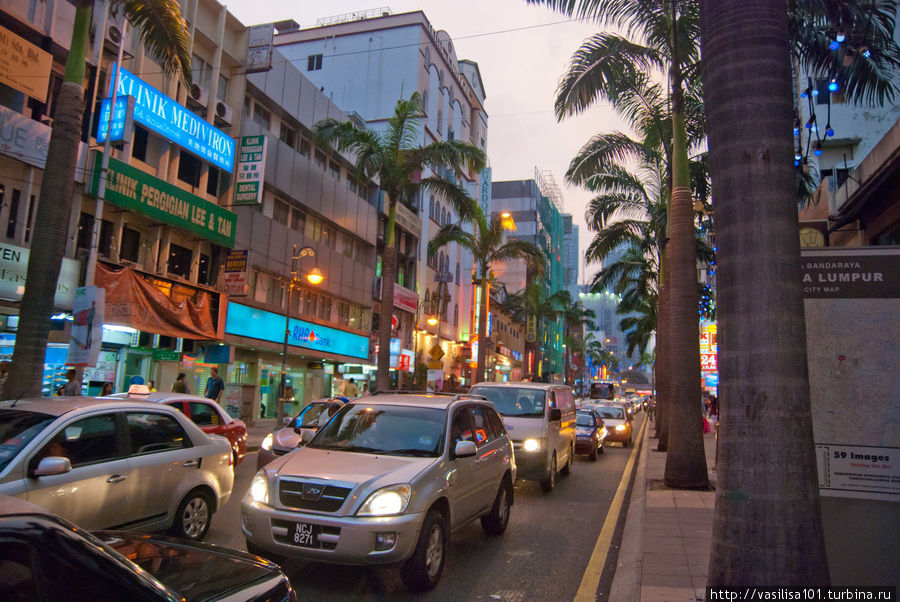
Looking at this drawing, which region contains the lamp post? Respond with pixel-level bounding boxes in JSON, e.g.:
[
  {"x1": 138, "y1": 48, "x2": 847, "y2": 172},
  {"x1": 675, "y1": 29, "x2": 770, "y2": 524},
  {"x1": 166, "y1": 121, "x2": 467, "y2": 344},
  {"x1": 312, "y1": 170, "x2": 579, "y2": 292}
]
[
  {"x1": 278, "y1": 245, "x2": 322, "y2": 421},
  {"x1": 412, "y1": 298, "x2": 438, "y2": 390}
]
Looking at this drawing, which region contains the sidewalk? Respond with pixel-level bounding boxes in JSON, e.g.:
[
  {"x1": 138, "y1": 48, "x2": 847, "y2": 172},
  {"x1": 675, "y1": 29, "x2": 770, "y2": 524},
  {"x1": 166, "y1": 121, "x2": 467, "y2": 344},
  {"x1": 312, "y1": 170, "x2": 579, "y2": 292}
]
[{"x1": 609, "y1": 418, "x2": 718, "y2": 602}]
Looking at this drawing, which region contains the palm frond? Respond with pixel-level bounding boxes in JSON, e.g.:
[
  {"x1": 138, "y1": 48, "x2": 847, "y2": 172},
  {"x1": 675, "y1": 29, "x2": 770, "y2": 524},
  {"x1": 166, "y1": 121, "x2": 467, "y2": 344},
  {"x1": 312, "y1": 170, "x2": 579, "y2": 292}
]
[{"x1": 119, "y1": 0, "x2": 192, "y2": 83}]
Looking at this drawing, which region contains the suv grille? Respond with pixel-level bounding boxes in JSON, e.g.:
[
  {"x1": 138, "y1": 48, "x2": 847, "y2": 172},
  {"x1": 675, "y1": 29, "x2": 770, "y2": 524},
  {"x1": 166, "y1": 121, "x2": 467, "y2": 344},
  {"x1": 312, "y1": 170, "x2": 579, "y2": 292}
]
[{"x1": 278, "y1": 479, "x2": 352, "y2": 512}]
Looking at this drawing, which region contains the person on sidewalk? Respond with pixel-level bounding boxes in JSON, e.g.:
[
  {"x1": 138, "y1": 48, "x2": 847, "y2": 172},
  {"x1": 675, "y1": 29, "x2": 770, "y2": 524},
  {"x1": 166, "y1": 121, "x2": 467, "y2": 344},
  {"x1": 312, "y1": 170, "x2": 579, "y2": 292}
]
[
  {"x1": 343, "y1": 378, "x2": 359, "y2": 397},
  {"x1": 205, "y1": 367, "x2": 225, "y2": 403},
  {"x1": 61, "y1": 369, "x2": 81, "y2": 396},
  {"x1": 172, "y1": 373, "x2": 189, "y2": 394}
]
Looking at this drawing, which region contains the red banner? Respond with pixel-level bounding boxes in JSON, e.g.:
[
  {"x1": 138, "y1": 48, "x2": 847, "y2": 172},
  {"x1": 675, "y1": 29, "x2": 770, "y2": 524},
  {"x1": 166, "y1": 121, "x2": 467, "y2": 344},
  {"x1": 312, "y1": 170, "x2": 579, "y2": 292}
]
[{"x1": 95, "y1": 262, "x2": 221, "y2": 339}]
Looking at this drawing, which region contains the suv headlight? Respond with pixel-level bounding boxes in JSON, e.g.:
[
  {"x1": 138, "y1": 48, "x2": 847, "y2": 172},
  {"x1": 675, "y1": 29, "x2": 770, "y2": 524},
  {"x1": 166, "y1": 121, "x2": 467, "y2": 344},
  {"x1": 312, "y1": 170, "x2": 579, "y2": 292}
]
[
  {"x1": 615, "y1": 424, "x2": 627, "y2": 431},
  {"x1": 261, "y1": 433, "x2": 274, "y2": 451},
  {"x1": 522, "y1": 438, "x2": 543, "y2": 452},
  {"x1": 249, "y1": 470, "x2": 269, "y2": 504},
  {"x1": 357, "y1": 484, "x2": 411, "y2": 516}
]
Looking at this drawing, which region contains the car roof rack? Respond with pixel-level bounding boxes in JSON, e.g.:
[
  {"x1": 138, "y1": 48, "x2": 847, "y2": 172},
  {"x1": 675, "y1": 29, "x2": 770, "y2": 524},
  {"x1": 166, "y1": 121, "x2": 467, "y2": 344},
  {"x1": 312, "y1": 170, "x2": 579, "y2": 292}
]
[{"x1": 370, "y1": 389, "x2": 454, "y2": 396}]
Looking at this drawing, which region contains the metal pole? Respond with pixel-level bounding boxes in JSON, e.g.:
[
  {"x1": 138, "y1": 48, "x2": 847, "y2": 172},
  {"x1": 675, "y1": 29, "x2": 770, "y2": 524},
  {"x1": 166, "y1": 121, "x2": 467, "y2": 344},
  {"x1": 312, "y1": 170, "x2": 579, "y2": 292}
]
[
  {"x1": 278, "y1": 245, "x2": 298, "y2": 421},
  {"x1": 85, "y1": 22, "x2": 127, "y2": 286}
]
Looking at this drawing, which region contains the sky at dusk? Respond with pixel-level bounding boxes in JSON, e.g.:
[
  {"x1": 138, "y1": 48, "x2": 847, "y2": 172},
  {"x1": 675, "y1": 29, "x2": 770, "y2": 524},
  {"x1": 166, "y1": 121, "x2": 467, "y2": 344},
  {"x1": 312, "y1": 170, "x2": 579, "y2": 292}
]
[{"x1": 225, "y1": 0, "x2": 630, "y2": 285}]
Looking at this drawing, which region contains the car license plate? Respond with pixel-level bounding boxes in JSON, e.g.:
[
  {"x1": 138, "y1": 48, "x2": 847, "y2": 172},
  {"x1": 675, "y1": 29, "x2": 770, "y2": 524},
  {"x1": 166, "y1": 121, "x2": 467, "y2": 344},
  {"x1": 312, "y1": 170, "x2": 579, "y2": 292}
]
[{"x1": 289, "y1": 521, "x2": 321, "y2": 548}]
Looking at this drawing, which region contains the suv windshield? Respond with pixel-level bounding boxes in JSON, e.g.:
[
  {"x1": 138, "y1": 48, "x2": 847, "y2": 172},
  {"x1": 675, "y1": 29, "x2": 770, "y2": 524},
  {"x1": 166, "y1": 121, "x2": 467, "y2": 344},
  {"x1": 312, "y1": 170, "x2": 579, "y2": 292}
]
[
  {"x1": 0, "y1": 409, "x2": 55, "y2": 471},
  {"x1": 469, "y1": 387, "x2": 545, "y2": 418},
  {"x1": 308, "y1": 404, "x2": 446, "y2": 457}
]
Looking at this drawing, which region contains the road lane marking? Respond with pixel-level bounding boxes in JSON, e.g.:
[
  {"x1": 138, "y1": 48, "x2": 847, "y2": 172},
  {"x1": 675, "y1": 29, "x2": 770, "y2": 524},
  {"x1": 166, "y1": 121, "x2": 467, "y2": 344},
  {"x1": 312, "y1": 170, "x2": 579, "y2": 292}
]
[{"x1": 574, "y1": 417, "x2": 647, "y2": 602}]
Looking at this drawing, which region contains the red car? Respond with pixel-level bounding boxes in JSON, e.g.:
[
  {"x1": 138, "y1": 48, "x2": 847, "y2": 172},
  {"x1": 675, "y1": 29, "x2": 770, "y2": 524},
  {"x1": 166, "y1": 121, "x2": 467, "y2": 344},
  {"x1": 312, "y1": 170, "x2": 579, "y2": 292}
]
[{"x1": 113, "y1": 391, "x2": 248, "y2": 465}]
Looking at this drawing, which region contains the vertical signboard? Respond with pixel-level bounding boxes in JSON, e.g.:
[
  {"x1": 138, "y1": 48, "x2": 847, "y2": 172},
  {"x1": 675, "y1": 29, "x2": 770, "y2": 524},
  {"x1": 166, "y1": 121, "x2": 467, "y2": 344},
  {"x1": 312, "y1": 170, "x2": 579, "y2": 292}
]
[
  {"x1": 223, "y1": 250, "x2": 248, "y2": 296},
  {"x1": 67, "y1": 286, "x2": 104, "y2": 366},
  {"x1": 480, "y1": 167, "x2": 492, "y2": 217},
  {"x1": 234, "y1": 135, "x2": 267, "y2": 205},
  {"x1": 96, "y1": 95, "x2": 135, "y2": 144}
]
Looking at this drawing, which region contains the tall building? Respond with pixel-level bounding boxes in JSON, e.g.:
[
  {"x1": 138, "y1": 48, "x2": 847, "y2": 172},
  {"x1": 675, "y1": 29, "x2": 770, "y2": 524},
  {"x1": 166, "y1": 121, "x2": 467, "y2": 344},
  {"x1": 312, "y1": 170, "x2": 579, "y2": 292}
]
[
  {"x1": 491, "y1": 171, "x2": 572, "y2": 380},
  {"x1": 0, "y1": 0, "x2": 247, "y2": 398},
  {"x1": 562, "y1": 215, "x2": 579, "y2": 298},
  {"x1": 270, "y1": 9, "x2": 490, "y2": 387},
  {"x1": 223, "y1": 43, "x2": 381, "y2": 417}
]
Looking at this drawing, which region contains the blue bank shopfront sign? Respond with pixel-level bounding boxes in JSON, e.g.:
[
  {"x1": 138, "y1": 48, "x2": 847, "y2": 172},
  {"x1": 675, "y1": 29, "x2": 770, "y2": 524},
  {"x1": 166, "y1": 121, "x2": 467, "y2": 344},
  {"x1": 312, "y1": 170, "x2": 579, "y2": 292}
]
[
  {"x1": 110, "y1": 66, "x2": 235, "y2": 172},
  {"x1": 225, "y1": 302, "x2": 369, "y2": 360}
]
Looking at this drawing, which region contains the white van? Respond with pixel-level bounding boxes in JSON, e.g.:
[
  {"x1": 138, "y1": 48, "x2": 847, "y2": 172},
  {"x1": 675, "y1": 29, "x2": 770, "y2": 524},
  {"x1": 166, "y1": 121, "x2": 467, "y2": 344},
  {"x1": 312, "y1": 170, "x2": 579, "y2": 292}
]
[{"x1": 469, "y1": 382, "x2": 577, "y2": 492}]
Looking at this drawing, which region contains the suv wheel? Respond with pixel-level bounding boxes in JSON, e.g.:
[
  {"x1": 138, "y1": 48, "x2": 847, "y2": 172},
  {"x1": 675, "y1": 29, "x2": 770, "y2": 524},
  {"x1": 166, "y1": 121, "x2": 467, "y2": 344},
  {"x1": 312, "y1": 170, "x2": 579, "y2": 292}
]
[
  {"x1": 540, "y1": 454, "x2": 557, "y2": 492},
  {"x1": 400, "y1": 509, "x2": 448, "y2": 591},
  {"x1": 481, "y1": 478, "x2": 512, "y2": 535},
  {"x1": 560, "y1": 445, "x2": 573, "y2": 476},
  {"x1": 171, "y1": 488, "x2": 212, "y2": 541}
]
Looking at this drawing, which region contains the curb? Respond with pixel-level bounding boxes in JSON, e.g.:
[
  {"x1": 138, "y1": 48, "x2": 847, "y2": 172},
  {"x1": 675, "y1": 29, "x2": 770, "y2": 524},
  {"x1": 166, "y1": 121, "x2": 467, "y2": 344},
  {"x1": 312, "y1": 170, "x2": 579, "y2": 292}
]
[{"x1": 608, "y1": 417, "x2": 650, "y2": 601}]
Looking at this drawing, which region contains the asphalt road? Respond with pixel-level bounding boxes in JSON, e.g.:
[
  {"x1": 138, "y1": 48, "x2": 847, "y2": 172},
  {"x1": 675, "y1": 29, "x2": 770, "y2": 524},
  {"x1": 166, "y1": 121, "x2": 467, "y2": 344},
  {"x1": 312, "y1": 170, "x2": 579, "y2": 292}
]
[{"x1": 206, "y1": 414, "x2": 647, "y2": 600}]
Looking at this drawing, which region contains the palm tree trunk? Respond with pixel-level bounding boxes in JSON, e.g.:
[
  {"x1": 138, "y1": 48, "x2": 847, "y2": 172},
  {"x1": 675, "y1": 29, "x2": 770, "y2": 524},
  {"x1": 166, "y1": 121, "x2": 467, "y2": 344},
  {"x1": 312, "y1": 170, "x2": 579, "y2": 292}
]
[
  {"x1": 4, "y1": 3, "x2": 92, "y2": 399},
  {"x1": 701, "y1": 0, "x2": 828, "y2": 584},
  {"x1": 655, "y1": 248, "x2": 670, "y2": 449},
  {"x1": 375, "y1": 199, "x2": 398, "y2": 392},
  {"x1": 663, "y1": 1, "x2": 709, "y2": 489},
  {"x1": 475, "y1": 274, "x2": 488, "y2": 383}
]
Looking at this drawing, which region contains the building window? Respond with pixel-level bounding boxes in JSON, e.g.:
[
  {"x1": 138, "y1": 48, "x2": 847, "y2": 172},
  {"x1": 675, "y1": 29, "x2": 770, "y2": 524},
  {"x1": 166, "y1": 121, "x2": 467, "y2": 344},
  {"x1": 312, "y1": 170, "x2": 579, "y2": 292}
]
[
  {"x1": 279, "y1": 123, "x2": 296, "y2": 148},
  {"x1": 120, "y1": 226, "x2": 140, "y2": 263},
  {"x1": 75, "y1": 211, "x2": 91, "y2": 249},
  {"x1": 23, "y1": 194, "x2": 35, "y2": 243},
  {"x1": 291, "y1": 209, "x2": 305, "y2": 232},
  {"x1": 338, "y1": 302, "x2": 350, "y2": 326},
  {"x1": 456, "y1": 262, "x2": 460, "y2": 284},
  {"x1": 321, "y1": 225, "x2": 334, "y2": 248},
  {"x1": 217, "y1": 74, "x2": 228, "y2": 101},
  {"x1": 304, "y1": 291, "x2": 318, "y2": 317},
  {"x1": 253, "y1": 103, "x2": 270, "y2": 131},
  {"x1": 298, "y1": 138, "x2": 310, "y2": 157},
  {"x1": 350, "y1": 304, "x2": 362, "y2": 329},
  {"x1": 198, "y1": 253, "x2": 210, "y2": 285},
  {"x1": 177, "y1": 150, "x2": 201, "y2": 187},
  {"x1": 314, "y1": 150, "x2": 327, "y2": 170},
  {"x1": 305, "y1": 217, "x2": 321, "y2": 241},
  {"x1": 206, "y1": 165, "x2": 220, "y2": 196},
  {"x1": 329, "y1": 160, "x2": 340, "y2": 179},
  {"x1": 307, "y1": 54, "x2": 323, "y2": 71},
  {"x1": 422, "y1": 91, "x2": 429, "y2": 114},
  {"x1": 437, "y1": 110, "x2": 443, "y2": 133},
  {"x1": 273, "y1": 199, "x2": 289, "y2": 225},
  {"x1": 454, "y1": 303, "x2": 459, "y2": 326},
  {"x1": 167, "y1": 243, "x2": 192, "y2": 278},
  {"x1": 132, "y1": 125, "x2": 149, "y2": 162},
  {"x1": 318, "y1": 296, "x2": 331, "y2": 321},
  {"x1": 424, "y1": 47, "x2": 430, "y2": 67}
]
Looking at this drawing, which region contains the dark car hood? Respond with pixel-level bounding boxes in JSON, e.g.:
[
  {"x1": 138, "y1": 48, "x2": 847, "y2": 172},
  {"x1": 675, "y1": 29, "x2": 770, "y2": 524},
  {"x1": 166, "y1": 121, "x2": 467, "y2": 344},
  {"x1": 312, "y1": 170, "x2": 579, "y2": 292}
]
[{"x1": 95, "y1": 531, "x2": 283, "y2": 601}]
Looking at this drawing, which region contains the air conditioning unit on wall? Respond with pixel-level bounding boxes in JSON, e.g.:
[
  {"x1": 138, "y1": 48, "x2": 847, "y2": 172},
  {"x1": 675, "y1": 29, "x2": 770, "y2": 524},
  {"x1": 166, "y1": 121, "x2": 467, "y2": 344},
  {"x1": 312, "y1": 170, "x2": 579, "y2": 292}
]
[
  {"x1": 215, "y1": 100, "x2": 233, "y2": 126},
  {"x1": 188, "y1": 83, "x2": 210, "y2": 109}
]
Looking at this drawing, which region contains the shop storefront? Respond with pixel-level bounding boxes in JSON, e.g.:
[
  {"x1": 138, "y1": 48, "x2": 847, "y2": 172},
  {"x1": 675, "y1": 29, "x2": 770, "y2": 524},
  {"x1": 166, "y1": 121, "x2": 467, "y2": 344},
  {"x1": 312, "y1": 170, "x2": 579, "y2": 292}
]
[{"x1": 223, "y1": 301, "x2": 374, "y2": 421}]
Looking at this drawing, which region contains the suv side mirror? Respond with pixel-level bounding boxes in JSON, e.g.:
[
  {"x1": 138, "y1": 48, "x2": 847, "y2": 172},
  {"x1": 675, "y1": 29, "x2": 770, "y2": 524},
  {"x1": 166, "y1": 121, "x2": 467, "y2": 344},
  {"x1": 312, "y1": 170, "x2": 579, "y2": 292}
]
[
  {"x1": 454, "y1": 440, "x2": 477, "y2": 458},
  {"x1": 549, "y1": 408, "x2": 562, "y2": 422},
  {"x1": 33, "y1": 457, "x2": 72, "y2": 477},
  {"x1": 282, "y1": 417, "x2": 292, "y2": 426}
]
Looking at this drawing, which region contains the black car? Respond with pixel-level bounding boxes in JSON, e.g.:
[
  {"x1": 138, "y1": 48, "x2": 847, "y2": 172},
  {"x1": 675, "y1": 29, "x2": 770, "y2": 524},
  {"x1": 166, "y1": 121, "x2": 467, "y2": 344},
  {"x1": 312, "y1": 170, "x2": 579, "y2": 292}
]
[{"x1": 0, "y1": 495, "x2": 296, "y2": 601}]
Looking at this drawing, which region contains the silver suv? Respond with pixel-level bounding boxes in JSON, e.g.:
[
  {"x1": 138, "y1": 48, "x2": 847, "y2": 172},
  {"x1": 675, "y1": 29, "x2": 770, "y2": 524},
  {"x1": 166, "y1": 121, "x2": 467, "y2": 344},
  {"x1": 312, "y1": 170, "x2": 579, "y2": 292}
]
[
  {"x1": 242, "y1": 393, "x2": 516, "y2": 591},
  {"x1": 0, "y1": 397, "x2": 234, "y2": 541}
]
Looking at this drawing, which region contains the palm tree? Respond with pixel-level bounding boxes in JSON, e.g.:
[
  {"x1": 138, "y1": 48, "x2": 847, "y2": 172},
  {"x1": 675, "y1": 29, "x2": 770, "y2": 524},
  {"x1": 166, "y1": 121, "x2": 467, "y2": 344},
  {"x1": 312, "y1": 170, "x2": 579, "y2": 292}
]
[
  {"x1": 428, "y1": 201, "x2": 544, "y2": 384},
  {"x1": 699, "y1": 0, "x2": 900, "y2": 586},
  {"x1": 4, "y1": 1, "x2": 192, "y2": 399},
  {"x1": 315, "y1": 93, "x2": 485, "y2": 392},
  {"x1": 554, "y1": 292, "x2": 596, "y2": 385}
]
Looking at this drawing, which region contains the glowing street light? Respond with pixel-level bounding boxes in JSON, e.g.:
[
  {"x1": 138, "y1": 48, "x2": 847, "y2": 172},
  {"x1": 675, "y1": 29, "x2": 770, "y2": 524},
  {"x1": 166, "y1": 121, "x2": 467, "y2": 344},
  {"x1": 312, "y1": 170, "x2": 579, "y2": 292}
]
[{"x1": 306, "y1": 267, "x2": 325, "y2": 285}]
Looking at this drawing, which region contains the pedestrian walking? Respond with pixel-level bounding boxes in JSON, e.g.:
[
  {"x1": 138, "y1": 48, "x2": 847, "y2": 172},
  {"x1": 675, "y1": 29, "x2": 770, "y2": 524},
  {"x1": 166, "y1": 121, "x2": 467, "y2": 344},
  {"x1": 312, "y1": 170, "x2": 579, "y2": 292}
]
[
  {"x1": 172, "y1": 373, "x2": 189, "y2": 394},
  {"x1": 61, "y1": 369, "x2": 81, "y2": 396},
  {"x1": 361, "y1": 383, "x2": 370, "y2": 396},
  {"x1": 100, "y1": 382, "x2": 113, "y2": 396},
  {"x1": 147, "y1": 380, "x2": 157, "y2": 392},
  {"x1": 343, "y1": 378, "x2": 359, "y2": 397},
  {"x1": 0, "y1": 361, "x2": 9, "y2": 393},
  {"x1": 204, "y1": 367, "x2": 225, "y2": 403}
]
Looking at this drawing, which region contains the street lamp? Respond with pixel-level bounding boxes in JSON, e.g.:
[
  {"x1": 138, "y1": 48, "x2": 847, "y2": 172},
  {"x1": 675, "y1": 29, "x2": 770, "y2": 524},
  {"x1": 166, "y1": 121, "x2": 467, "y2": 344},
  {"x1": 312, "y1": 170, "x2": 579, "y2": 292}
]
[
  {"x1": 413, "y1": 298, "x2": 439, "y2": 389},
  {"x1": 278, "y1": 245, "x2": 323, "y2": 420}
]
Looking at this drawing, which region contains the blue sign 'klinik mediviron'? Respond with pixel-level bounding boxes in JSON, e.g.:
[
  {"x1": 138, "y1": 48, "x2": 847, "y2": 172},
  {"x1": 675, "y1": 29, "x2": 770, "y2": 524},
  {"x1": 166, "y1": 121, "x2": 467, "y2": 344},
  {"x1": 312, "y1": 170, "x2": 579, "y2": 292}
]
[{"x1": 109, "y1": 65, "x2": 235, "y2": 172}]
